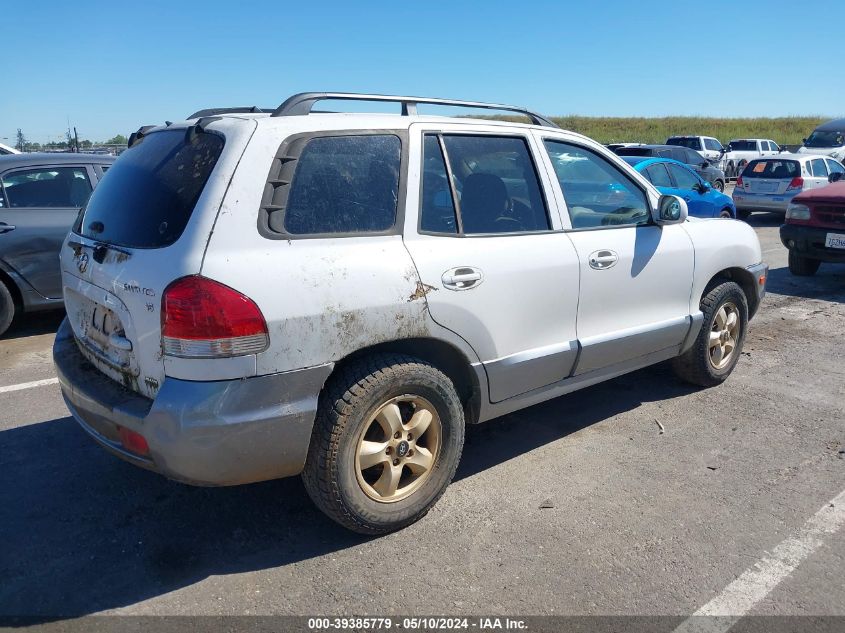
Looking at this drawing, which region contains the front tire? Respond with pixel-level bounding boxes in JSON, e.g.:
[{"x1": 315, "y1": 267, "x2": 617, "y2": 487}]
[
  {"x1": 0, "y1": 280, "x2": 15, "y2": 337},
  {"x1": 672, "y1": 281, "x2": 748, "y2": 387},
  {"x1": 719, "y1": 207, "x2": 733, "y2": 219},
  {"x1": 302, "y1": 354, "x2": 465, "y2": 534},
  {"x1": 788, "y1": 249, "x2": 820, "y2": 276},
  {"x1": 712, "y1": 179, "x2": 725, "y2": 193}
]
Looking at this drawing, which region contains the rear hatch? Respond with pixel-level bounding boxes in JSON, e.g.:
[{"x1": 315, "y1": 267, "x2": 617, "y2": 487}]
[
  {"x1": 59, "y1": 119, "x2": 255, "y2": 399},
  {"x1": 739, "y1": 158, "x2": 801, "y2": 194}
]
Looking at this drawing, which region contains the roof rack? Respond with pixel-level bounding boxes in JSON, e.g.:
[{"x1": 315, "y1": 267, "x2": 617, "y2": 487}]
[
  {"x1": 187, "y1": 106, "x2": 274, "y2": 119},
  {"x1": 269, "y1": 92, "x2": 559, "y2": 128}
]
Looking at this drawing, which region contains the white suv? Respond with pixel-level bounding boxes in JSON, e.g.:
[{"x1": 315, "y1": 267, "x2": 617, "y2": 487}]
[{"x1": 54, "y1": 93, "x2": 767, "y2": 533}]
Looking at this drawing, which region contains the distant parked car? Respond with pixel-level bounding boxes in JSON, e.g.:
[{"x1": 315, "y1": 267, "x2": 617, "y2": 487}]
[
  {"x1": 732, "y1": 153, "x2": 844, "y2": 220},
  {"x1": 666, "y1": 135, "x2": 725, "y2": 164},
  {"x1": 780, "y1": 179, "x2": 845, "y2": 275},
  {"x1": 613, "y1": 144, "x2": 726, "y2": 191},
  {"x1": 0, "y1": 142, "x2": 20, "y2": 155},
  {"x1": 724, "y1": 139, "x2": 781, "y2": 178},
  {"x1": 621, "y1": 156, "x2": 736, "y2": 218},
  {"x1": 0, "y1": 153, "x2": 114, "y2": 336},
  {"x1": 797, "y1": 118, "x2": 845, "y2": 163}
]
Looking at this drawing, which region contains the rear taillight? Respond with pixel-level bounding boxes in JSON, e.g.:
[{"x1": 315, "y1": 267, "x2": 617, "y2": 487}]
[
  {"x1": 787, "y1": 177, "x2": 804, "y2": 190},
  {"x1": 735, "y1": 176, "x2": 743, "y2": 187},
  {"x1": 161, "y1": 276, "x2": 269, "y2": 358}
]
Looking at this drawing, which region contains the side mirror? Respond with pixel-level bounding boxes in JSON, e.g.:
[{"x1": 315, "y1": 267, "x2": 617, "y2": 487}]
[
  {"x1": 654, "y1": 195, "x2": 688, "y2": 225},
  {"x1": 701, "y1": 161, "x2": 709, "y2": 168},
  {"x1": 829, "y1": 172, "x2": 844, "y2": 183},
  {"x1": 802, "y1": 138, "x2": 807, "y2": 144},
  {"x1": 700, "y1": 180, "x2": 712, "y2": 192}
]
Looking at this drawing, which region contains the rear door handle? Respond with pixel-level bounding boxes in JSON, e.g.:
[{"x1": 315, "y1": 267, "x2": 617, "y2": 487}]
[
  {"x1": 0, "y1": 223, "x2": 15, "y2": 234},
  {"x1": 588, "y1": 250, "x2": 618, "y2": 270},
  {"x1": 442, "y1": 267, "x2": 483, "y2": 290}
]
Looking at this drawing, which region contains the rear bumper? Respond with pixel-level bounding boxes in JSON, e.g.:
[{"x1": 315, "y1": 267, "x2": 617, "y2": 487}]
[
  {"x1": 732, "y1": 191, "x2": 796, "y2": 212},
  {"x1": 53, "y1": 318, "x2": 333, "y2": 486},
  {"x1": 780, "y1": 224, "x2": 845, "y2": 263}
]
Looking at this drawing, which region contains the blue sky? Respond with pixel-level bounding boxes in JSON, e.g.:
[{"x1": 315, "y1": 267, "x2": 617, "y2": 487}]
[{"x1": 4, "y1": 0, "x2": 843, "y2": 143}]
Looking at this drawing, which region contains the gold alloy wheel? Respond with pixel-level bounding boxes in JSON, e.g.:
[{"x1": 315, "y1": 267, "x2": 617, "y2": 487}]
[
  {"x1": 355, "y1": 395, "x2": 442, "y2": 503},
  {"x1": 709, "y1": 301, "x2": 740, "y2": 370}
]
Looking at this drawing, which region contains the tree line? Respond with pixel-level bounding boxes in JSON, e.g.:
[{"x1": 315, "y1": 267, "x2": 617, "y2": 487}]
[{"x1": 14, "y1": 129, "x2": 127, "y2": 152}]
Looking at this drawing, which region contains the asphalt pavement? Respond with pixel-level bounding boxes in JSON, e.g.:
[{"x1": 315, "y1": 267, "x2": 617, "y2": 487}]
[{"x1": 1, "y1": 209, "x2": 843, "y2": 623}]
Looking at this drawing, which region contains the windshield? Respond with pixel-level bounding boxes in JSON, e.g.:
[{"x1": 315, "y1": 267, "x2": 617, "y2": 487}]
[
  {"x1": 666, "y1": 137, "x2": 701, "y2": 150},
  {"x1": 76, "y1": 129, "x2": 224, "y2": 248},
  {"x1": 805, "y1": 130, "x2": 845, "y2": 148}
]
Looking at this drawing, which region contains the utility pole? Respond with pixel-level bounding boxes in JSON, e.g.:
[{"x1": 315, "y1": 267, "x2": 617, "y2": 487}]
[
  {"x1": 16, "y1": 129, "x2": 26, "y2": 152},
  {"x1": 74, "y1": 127, "x2": 80, "y2": 153}
]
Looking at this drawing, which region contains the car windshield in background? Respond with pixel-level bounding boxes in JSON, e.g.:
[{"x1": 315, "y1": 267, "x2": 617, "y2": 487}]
[
  {"x1": 804, "y1": 130, "x2": 845, "y2": 148},
  {"x1": 729, "y1": 141, "x2": 757, "y2": 151},
  {"x1": 666, "y1": 138, "x2": 701, "y2": 150},
  {"x1": 76, "y1": 129, "x2": 224, "y2": 248},
  {"x1": 743, "y1": 159, "x2": 800, "y2": 179}
]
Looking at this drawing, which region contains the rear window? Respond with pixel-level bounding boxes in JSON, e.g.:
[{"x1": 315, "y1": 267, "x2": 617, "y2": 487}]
[
  {"x1": 76, "y1": 129, "x2": 224, "y2": 248},
  {"x1": 743, "y1": 159, "x2": 800, "y2": 179},
  {"x1": 614, "y1": 147, "x2": 653, "y2": 157},
  {"x1": 666, "y1": 137, "x2": 702, "y2": 150},
  {"x1": 729, "y1": 140, "x2": 756, "y2": 151}
]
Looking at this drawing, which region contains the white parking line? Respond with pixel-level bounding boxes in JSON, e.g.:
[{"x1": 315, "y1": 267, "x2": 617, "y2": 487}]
[
  {"x1": 0, "y1": 377, "x2": 59, "y2": 394},
  {"x1": 674, "y1": 488, "x2": 845, "y2": 633}
]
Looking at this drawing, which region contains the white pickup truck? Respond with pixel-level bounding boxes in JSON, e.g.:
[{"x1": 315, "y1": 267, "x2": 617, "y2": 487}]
[{"x1": 724, "y1": 139, "x2": 782, "y2": 178}]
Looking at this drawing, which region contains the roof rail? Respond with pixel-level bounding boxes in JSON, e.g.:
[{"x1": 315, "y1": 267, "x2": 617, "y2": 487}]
[
  {"x1": 270, "y1": 92, "x2": 559, "y2": 128},
  {"x1": 187, "y1": 106, "x2": 274, "y2": 119}
]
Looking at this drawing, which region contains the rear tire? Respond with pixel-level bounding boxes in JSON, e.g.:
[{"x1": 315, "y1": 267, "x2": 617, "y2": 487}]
[
  {"x1": 0, "y1": 280, "x2": 15, "y2": 337},
  {"x1": 788, "y1": 249, "x2": 820, "y2": 276},
  {"x1": 302, "y1": 354, "x2": 465, "y2": 534},
  {"x1": 672, "y1": 281, "x2": 748, "y2": 388}
]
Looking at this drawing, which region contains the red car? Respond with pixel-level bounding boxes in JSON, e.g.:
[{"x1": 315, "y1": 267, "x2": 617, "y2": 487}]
[{"x1": 780, "y1": 178, "x2": 845, "y2": 276}]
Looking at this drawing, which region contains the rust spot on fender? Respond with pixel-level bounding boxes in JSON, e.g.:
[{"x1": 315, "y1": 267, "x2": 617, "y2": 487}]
[{"x1": 408, "y1": 281, "x2": 437, "y2": 302}]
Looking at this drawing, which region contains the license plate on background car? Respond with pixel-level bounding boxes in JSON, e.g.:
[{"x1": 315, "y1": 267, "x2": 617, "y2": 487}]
[
  {"x1": 758, "y1": 183, "x2": 777, "y2": 193},
  {"x1": 825, "y1": 233, "x2": 845, "y2": 249}
]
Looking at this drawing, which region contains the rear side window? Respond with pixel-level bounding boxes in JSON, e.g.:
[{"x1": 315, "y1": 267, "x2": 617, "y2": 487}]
[
  {"x1": 428, "y1": 135, "x2": 549, "y2": 235},
  {"x1": 744, "y1": 159, "x2": 800, "y2": 179},
  {"x1": 644, "y1": 163, "x2": 672, "y2": 187},
  {"x1": 420, "y1": 136, "x2": 457, "y2": 234},
  {"x1": 77, "y1": 129, "x2": 223, "y2": 248},
  {"x1": 809, "y1": 158, "x2": 828, "y2": 177},
  {"x1": 729, "y1": 140, "x2": 756, "y2": 151},
  {"x1": 279, "y1": 135, "x2": 401, "y2": 235},
  {"x1": 2, "y1": 167, "x2": 92, "y2": 208}
]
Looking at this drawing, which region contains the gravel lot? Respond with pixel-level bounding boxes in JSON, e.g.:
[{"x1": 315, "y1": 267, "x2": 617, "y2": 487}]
[{"x1": 1, "y1": 210, "x2": 843, "y2": 622}]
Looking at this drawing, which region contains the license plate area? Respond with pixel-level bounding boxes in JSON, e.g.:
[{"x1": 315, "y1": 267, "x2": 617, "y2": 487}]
[
  {"x1": 66, "y1": 289, "x2": 137, "y2": 374},
  {"x1": 824, "y1": 233, "x2": 845, "y2": 249}
]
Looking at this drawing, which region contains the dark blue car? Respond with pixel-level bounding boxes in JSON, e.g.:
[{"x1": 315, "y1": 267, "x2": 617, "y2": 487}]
[{"x1": 622, "y1": 156, "x2": 736, "y2": 218}]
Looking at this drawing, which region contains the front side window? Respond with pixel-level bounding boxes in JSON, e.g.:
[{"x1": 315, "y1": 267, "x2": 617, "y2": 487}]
[
  {"x1": 544, "y1": 140, "x2": 649, "y2": 228},
  {"x1": 427, "y1": 135, "x2": 549, "y2": 235},
  {"x1": 2, "y1": 167, "x2": 92, "y2": 208},
  {"x1": 667, "y1": 163, "x2": 700, "y2": 190},
  {"x1": 667, "y1": 137, "x2": 701, "y2": 151},
  {"x1": 809, "y1": 158, "x2": 829, "y2": 177},
  {"x1": 704, "y1": 138, "x2": 722, "y2": 151},
  {"x1": 283, "y1": 135, "x2": 401, "y2": 235},
  {"x1": 684, "y1": 149, "x2": 705, "y2": 165}
]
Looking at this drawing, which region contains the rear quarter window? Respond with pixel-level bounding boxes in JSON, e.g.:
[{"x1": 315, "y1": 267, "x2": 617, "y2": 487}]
[
  {"x1": 76, "y1": 129, "x2": 224, "y2": 248},
  {"x1": 263, "y1": 134, "x2": 402, "y2": 236}
]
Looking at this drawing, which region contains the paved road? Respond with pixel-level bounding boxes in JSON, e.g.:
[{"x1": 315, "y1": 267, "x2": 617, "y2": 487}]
[{"x1": 1, "y1": 214, "x2": 843, "y2": 622}]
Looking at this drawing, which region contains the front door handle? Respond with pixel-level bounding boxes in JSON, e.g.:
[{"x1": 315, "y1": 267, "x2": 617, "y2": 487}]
[
  {"x1": 442, "y1": 267, "x2": 484, "y2": 290},
  {"x1": 0, "y1": 223, "x2": 16, "y2": 234},
  {"x1": 588, "y1": 250, "x2": 618, "y2": 270}
]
